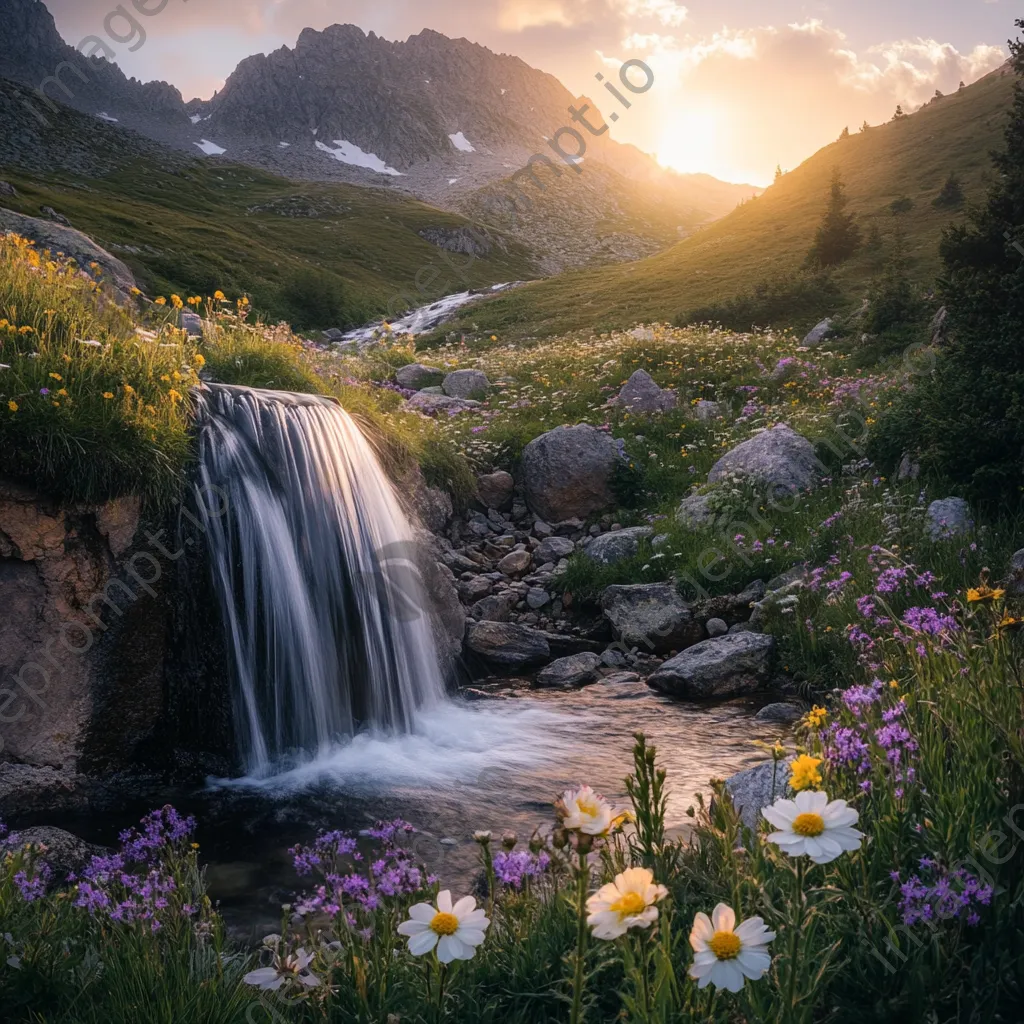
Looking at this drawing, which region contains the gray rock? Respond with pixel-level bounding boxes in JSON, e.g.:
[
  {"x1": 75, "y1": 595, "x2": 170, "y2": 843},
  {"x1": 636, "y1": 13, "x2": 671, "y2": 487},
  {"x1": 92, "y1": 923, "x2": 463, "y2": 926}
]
[
  {"x1": 598, "y1": 671, "x2": 642, "y2": 685},
  {"x1": 676, "y1": 493, "x2": 715, "y2": 529},
  {"x1": 766, "y1": 566, "x2": 807, "y2": 592},
  {"x1": 694, "y1": 400, "x2": 723, "y2": 422},
  {"x1": 535, "y1": 652, "x2": 602, "y2": 689},
  {"x1": 612, "y1": 369, "x2": 676, "y2": 414},
  {"x1": 466, "y1": 621, "x2": 551, "y2": 669},
  {"x1": 443, "y1": 369, "x2": 490, "y2": 400},
  {"x1": 930, "y1": 306, "x2": 948, "y2": 345},
  {"x1": 526, "y1": 588, "x2": 551, "y2": 610},
  {"x1": 729, "y1": 621, "x2": 759, "y2": 634},
  {"x1": 411, "y1": 485, "x2": 453, "y2": 534},
  {"x1": 535, "y1": 536, "x2": 575, "y2": 564},
  {"x1": 497, "y1": 550, "x2": 532, "y2": 576},
  {"x1": 459, "y1": 576, "x2": 493, "y2": 603},
  {"x1": 19, "y1": 826, "x2": 106, "y2": 881},
  {"x1": 179, "y1": 311, "x2": 204, "y2": 338},
  {"x1": 407, "y1": 392, "x2": 482, "y2": 415},
  {"x1": 646, "y1": 632, "x2": 776, "y2": 699},
  {"x1": 0, "y1": 208, "x2": 137, "y2": 300},
  {"x1": 420, "y1": 386, "x2": 445, "y2": 395},
  {"x1": 706, "y1": 617, "x2": 728, "y2": 637},
  {"x1": 802, "y1": 318, "x2": 833, "y2": 347},
  {"x1": 724, "y1": 761, "x2": 793, "y2": 829},
  {"x1": 1008, "y1": 549, "x2": 1024, "y2": 597},
  {"x1": 322, "y1": 328, "x2": 346, "y2": 342},
  {"x1": 601, "y1": 647, "x2": 630, "y2": 668},
  {"x1": 927, "y1": 498, "x2": 972, "y2": 540},
  {"x1": 897, "y1": 453, "x2": 921, "y2": 481},
  {"x1": 708, "y1": 424, "x2": 822, "y2": 497},
  {"x1": 754, "y1": 703, "x2": 804, "y2": 724},
  {"x1": 533, "y1": 520, "x2": 554, "y2": 539},
  {"x1": 396, "y1": 363, "x2": 446, "y2": 390},
  {"x1": 0, "y1": 181, "x2": 16, "y2": 197},
  {"x1": 40, "y1": 205, "x2": 70, "y2": 226},
  {"x1": 470, "y1": 593, "x2": 518, "y2": 622},
  {"x1": 520, "y1": 425, "x2": 618, "y2": 522},
  {"x1": 586, "y1": 527, "x2": 653, "y2": 566},
  {"x1": 600, "y1": 583, "x2": 704, "y2": 655},
  {"x1": 477, "y1": 471, "x2": 514, "y2": 511}
]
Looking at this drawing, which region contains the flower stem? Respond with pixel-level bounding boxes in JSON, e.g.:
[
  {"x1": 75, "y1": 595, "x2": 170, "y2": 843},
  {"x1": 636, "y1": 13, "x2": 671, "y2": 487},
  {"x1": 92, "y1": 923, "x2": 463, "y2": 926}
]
[
  {"x1": 785, "y1": 859, "x2": 806, "y2": 1020},
  {"x1": 570, "y1": 849, "x2": 589, "y2": 1024}
]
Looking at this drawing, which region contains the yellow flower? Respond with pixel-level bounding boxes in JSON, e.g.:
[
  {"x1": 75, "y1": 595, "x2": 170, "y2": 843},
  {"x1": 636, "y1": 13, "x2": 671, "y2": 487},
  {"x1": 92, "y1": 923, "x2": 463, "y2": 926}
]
[
  {"x1": 124, "y1": 384, "x2": 135, "y2": 394},
  {"x1": 160, "y1": 374, "x2": 171, "y2": 383},
  {"x1": 194, "y1": 353, "x2": 206, "y2": 368},
  {"x1": 102, "y1": 392, "x2": 114, "y2": 399},
  {"x1": 18, "y1": 326, "x2": 34, "y2": 334},
  {"x1": 168, "y1": 389, "x2": 183, "y2": 403},
  {"x1": 967, "y1": 586, "x2": 1004, "y2": 603},
  {"x1": 7, "y1": 400, "x2": 17, "y2": 412},
  {"x1": 49, "y1": 373, "x2": 63, "y2": 381},
  {"x1": 789, "y1": 754, "x2": 823, "y2": 792},
  {"x1": 154, "y1": 297, "x2": 167, "y2": 306},
  {"x1": 214, "y1": 290, "x2": 226, "y2": 302},
  {"x1": 130, "y1": 287, "x2": 142, "y2": 296},
  {"x1": 171, "y1": 295, "x2": 184, "y2": 309},
  {"x1": 57, "y1": 388, "x2": 68, "y2": 397},
  {"x1": 51, "y1": 401, "x2": 60, "y2": 408},
  {"x1": 802, "y1": 705, "x2": 828, "y2": 729},
  {"x1": 145, "y1": 404, "x2": 157, "y2": 415}
]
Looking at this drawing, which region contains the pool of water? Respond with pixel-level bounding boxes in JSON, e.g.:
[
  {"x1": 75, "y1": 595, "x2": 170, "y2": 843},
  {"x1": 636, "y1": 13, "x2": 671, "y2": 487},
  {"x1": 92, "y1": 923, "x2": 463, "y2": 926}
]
[{"x1": 48, "y1": 683, "x2": 784, "y2": 942}]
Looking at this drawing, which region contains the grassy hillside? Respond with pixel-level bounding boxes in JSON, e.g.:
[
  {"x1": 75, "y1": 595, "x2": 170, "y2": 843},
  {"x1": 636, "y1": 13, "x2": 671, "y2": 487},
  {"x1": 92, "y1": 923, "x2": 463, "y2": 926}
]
[
  {"x1": 430, "y1": 67, "x2": 1015, "y2": 341},
  {"x1": 0, "y1": 78, "x2": 536, "y2": 331}
]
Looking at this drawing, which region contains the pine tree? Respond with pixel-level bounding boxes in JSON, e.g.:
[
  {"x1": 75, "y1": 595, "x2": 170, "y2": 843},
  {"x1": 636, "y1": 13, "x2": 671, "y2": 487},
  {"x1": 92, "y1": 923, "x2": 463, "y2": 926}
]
[
  {"x1": 807, "y1": 168, "x2": 862, "y2": 267},
  {"x1": 959, "y1": 80, "x2": 966, "y2": 91},
  {"x1": 872, "y1": 20, "x2": 1024, "y2": 503},
  {"x1": 892, "y1": 105, "x2": 906, "y2": 120},
  {"x1": 933, "y1": 173, "x2": 965, "y2": 208},
  {"x1": 934, "y1": 89, "x2": 944, "y2": 101},
  {"x1": 774, "y1": 164, "x2": 783, "y2": 184},
  {"x1": 860, "y1": 120, "x2": 871, "y2": 132},
  {"x1": 839, "y1": 126, "x2": 850, "y2": 140}
]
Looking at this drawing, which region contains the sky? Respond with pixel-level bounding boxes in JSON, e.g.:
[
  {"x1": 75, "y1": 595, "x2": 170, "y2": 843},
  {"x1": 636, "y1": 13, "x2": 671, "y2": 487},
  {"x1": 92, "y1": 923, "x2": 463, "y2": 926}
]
[{"x1": 44, "y1": 0, "x2": 1015, "y2": 185}]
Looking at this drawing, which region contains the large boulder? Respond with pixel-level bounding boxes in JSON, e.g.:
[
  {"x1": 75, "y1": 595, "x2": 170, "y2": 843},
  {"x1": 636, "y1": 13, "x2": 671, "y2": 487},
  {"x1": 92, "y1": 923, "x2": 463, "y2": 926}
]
[
  {"x1": 476, "y1": 471, "x2": 514, "y2": 511},
  {"x1": 600, "y1": 584, "x2": 703, "y2": 655},
  {"x1": 465, "y1": 622, "x2": 551, "y2": 669},
  {"x1": 535, "y1": 536, "x2": 575, "y2": 564},
  {"x1": 707, "y1": 425, "x2": 821, "y2": 497},
  {"x1": 611, "y1": 370, "x2": 676, "y2": 414},
  {"x1": 646, "y1": 632, "x2": 776, "y2": 699},
  {"x1": 469, "y1": 593, "x2": 519, "y2": 622},
  {"x1": 443, "y1": 370, "x2": 490, "y2": 400},
  {"x1": 535, "y1": 652, "x2": 602, "y2": 689},
  {"x1": 801, "y1": 318, "x2": 833, "y2": 347},
  {"x1": 407, "y1": 392, "x2": 481, "y2": 415},
  {"x1": 396, "y1": 364, "x2": 445, "y2": 390},
  {"x1": 676, "y1": 493, "x2": 715, "y2": 529},
  {"x1": 18, "y1": 826, "x2": 106, "y2": 881},
  {"x1": 0, "y1": 209, "x2": 137, "y2": 301},
  {"x1": 586, "y1": 527, "x2": 653, "y2": 566},
  {"x1": 927, "y1": 498, "x2": 972, "y2": 540},
  {"x1": 497, "y1": 550, "x2": 532, "y2": 576},
  {"x1": 520, "y1": 425, "x2": 618, "y2": 522},
  {"x1": 724, "y1": 760, "x2": 793, "y2": 829}
]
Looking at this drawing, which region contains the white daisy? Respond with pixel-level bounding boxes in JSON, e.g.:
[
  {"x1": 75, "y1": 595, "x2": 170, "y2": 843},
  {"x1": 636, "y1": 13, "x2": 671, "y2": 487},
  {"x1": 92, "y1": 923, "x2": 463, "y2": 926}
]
[
  {"x1": 689, "y1": 903, "x2": 775, "y2": 992},
  {"x1": 243, "y1": 947, "x2": 320, "y2": 990},
  {"x1": 397, "y1": 890, "x2": 489, "y2": 963},
  {"x1": 557, "y1": 785, "x2": 618, "y2": 836},
  {"x1": 586, "y1": 866, "x2": 668, "y2": 940},
  {"x1": 762, "y1": 790, "x2": 864, "y2": 865}
]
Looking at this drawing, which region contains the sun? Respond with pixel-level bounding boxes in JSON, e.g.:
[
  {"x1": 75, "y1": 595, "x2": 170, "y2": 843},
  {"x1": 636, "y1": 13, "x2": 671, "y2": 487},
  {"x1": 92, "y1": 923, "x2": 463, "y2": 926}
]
[{"x1": 656, "y1": 107, "x2": 758, "y2": 184}]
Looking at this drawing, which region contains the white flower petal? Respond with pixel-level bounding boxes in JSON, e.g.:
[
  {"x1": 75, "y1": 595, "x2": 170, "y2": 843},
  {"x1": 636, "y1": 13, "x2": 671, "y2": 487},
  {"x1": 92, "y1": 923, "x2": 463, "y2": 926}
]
[
  {"x1": 407, "y1": 930, "x2": 439, "y2": 956},
  {"x1": 436, "y1": 891, "x2": 453, "y2": 914},
  {"x1": 690, "y1": 912, "x2": 713, "y2": 948},
  {"x1": 711, "y1": 904, "x2": 735, "y2": 932},
  {"x1": 452, "y1": 895, "x2": 477, "y2": 918},
  {"x1": 397, "y1": 920, "x2": 429, "y2": 937},
  {"x1": 407, "y1": 903, "x2": 436, "y2": 923}
]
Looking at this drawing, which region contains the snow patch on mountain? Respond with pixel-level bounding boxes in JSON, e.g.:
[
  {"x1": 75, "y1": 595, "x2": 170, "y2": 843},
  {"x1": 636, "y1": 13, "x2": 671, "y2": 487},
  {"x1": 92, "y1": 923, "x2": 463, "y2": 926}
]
[
  {"x1": 315, "y1": 139, "x2": 403, "y2": 176},
  {"x1": 449, "y1": 132, "x2": 475, "y2": 153},
  {"x1": 96, "y1": 112, "x2": 118, "y2": 122},
  {"x1": 194, "y1": 139, "x2": 226, "y2": 155}
]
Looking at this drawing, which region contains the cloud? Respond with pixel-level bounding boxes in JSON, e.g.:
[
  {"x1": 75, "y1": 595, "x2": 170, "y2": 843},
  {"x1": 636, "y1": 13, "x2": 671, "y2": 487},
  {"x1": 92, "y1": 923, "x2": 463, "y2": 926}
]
[{"x1": 617, "y1": 0, "x2": 688, "y2": 28}]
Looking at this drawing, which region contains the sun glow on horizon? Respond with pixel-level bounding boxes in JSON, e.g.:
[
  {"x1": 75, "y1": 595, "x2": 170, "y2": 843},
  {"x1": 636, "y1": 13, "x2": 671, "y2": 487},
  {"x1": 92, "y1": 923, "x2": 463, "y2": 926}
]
[{"x1": 656, "y1": 109, "x2": 771, "y2": 187}]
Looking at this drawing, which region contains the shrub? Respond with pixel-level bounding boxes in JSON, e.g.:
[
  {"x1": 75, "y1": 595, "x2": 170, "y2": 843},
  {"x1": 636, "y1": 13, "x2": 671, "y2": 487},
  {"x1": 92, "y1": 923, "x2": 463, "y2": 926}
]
[
  {"x1": 676, "y1": 274, "x2": 843, "y2": 332},
  {"x1": 932, "y1": 173, "x2": 965, "y2": 209},
  {"x1": 807, "y1": 169, "x2": 862, "y2": 268}
]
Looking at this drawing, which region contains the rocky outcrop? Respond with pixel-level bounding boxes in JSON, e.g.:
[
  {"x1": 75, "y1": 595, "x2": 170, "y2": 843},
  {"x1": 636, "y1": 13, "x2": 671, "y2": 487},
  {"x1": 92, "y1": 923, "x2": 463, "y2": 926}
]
[
  {"x1": 0, "y1": 480, "x2": 170, "y2": 802},
  {"x1": 0, "y1": 209, "x2": 137, "y2": 301},
  {"x1": 610, "y1": 370, "x2": 676, "y2": 414},
  {"x1": 396, "y1": 364, "x2": 446, "y2": 390},
  {"x1": 724, "y1": 760, "x2": 793, "y2": 829},
  {"x1": 600, "y1": 583, "x2": 703, "y2": 655},
  {"x1": 585, "y1": 527, "x2": 653, "y2": 566},
  {"x1": 419, "y1": 227, "x2": 494, "y2": 256},
  {"x1": 801, "y1": 318, "x2": 833, "y2": 347},
  {"x1": 407, "y1": 392, "x2": 481, "y2": 415},
  {"x1": 476, "y1": 471, "x2": 514, "y2": 511},
  {"x1": 535, "y1": 652, "x2": 601, "y2": 689},
  {"x1": 465, "y1": 621, "x2": 550, "y2": 669},
  {"x1": 927, "y1": 498, "x2": 972, "y2": 540},
  {"x1": 520, "y1": 425, "x2": 618, "y2": 522},
  {"x1": 707, "y1": 425, "x2": 822, "y2": 497},
  {"x1": 443, "y1": 370, "x2": 489, "y2": 401},
  {"x1": 646, "y1": 632, "x2": 776, "y2": 699},
  {"x1": 18, "y1": 825, "x2": 105, "y2": 881},
  {"x1": 676, "y1": 493, "x2": 715, "y2": 529}
]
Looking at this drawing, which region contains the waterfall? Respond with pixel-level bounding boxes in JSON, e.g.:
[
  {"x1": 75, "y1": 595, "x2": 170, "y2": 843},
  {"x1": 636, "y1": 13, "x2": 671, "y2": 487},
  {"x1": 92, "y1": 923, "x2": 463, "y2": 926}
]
[{"x1": 192, "y1": 383, "x2": 446, "y2": 777}]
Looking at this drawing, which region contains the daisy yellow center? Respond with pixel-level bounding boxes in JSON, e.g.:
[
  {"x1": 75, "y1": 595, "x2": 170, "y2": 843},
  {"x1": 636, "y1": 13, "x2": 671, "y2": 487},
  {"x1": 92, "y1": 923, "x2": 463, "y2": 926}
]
[
  {"x1": 610, "y1": 891, "x2": 647, "y2": 918},
  {"x1": 792, "y1": 812, "x2": 826, "y2": 837},
  {"x1": 577, "y1": 797, "x2": 600, "y2": 817},
  {"x1": 708, "y1": 930, "x2": 741, "y2": 960},
  {"x1": 429, "y1": 912, "x2": 460, "y2": 936}
]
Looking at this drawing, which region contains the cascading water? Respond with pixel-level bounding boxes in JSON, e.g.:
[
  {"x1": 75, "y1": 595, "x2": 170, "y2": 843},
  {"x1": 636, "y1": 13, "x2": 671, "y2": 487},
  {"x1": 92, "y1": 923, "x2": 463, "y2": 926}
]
[{"x1": 192, "y1": 383, "x2": 446, "y2": 777}]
